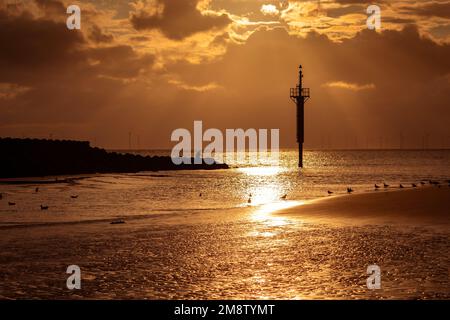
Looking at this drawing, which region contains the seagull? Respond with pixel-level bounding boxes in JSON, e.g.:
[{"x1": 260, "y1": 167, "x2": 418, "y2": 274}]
[
  {"x1": 375, "y1": 184, "x2": 380, "y2": 189},
  {"x1": 327, "y1": 190, "x2": 333, "y2": 195},
  {"x1": 40, "y1": 205, "x2": 49, "y2": 210},
  {"x1": 0, "y1": 193, "x2": 3, "y2": 200},
  {"x1": 420, "y1": 181, "x2": 426, "y2": 185},
  {"x1": 412, "y1": 183, "x2": 417, "y2": 188},
  {"x1": 8, "y1": 202, "x2": 16, "y2": 206},
  {"x1": 248, "y1": 197, "x2": 252, "y2": 204},
  {"x1": 280, "y1": 194, "x2": 287, "y2": 200},
  {"x1": 71, "y1": 195, "x2": 79, "y2": 199},
  {"x1": 35, "y1": 187, "x2": 39, "y2": 193},
  {"x1": 400, "y1": 184, "x2": 404, "y2": 188},
  {"x1": 383, "y1": 183, "x2": 389, "y2": 188},
  {"x1": 347, "y1": 187, "x2": 354, "y2": 194},
  {"x1": 199, "y1": 193, "x2": 202, "y2": 197}
]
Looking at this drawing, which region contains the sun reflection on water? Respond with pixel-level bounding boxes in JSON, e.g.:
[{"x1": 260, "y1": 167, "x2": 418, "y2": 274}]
[
  {"x1": 237, "y1": 166, "x2": 291, "y2": 207},
  {"x1": 237, "y1": 166, "x2": 284, "y2": 176},
  {"x1": 236, "y1": 164, "x2": 305, "y2": 233},
  {"x1": 251, "y1": 200, "x2": 304, "y2": 226}
]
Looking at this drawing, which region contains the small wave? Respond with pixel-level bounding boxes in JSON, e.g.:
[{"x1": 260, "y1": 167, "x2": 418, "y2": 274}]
[
  {"x1": 0, "y1": 213, "x2": 171, "y2": 230},
  {"x1": 0, "y1": 206, "x2": 243, "y2": 230}
]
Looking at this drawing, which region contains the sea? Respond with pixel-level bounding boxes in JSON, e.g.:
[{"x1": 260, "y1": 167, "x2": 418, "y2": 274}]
[
  {"x1": 1, "y1": 149, "x2": 450, "y2": 299},
  {"x1": 1, "y1": 149, "x2": 449, "y2": 227}
]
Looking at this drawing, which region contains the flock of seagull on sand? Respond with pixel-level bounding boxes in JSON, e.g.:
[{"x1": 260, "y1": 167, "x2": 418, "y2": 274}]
[
  {"x1": 245, "y1": 179, "x2": 449, "y2": 202},
  {"x1": 328, "y1": 179, "x2": 448, "y2": 197}
]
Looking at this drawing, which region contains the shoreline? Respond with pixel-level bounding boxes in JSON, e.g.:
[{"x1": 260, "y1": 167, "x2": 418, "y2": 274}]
[{"x1": 1, "y1": 182, "x2": 448, "y2": 230}]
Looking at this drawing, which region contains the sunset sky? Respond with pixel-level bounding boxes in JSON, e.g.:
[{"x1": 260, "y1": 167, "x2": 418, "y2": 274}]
[{"x1": 0, "y1": 0, "x2": 449, "y2": 149}]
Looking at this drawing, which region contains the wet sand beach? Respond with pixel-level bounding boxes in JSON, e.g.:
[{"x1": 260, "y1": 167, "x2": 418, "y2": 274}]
[
  {"x1": 0, "y1": 187, "x2": 449, "y2": 300},
  {"x1": 278, "y1": 186, "x2": 450, "y2": 227}
]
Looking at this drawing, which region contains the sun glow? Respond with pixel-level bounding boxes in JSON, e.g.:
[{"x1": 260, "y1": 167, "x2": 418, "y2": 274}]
[{"x1": 261, "y1": 4, "x2": 279, "y2": 16}]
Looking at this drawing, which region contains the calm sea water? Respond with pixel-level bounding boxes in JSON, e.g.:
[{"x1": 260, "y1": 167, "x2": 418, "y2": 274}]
[{"x1": 1, "y1": 150, "x2": 450, "y2": 226}]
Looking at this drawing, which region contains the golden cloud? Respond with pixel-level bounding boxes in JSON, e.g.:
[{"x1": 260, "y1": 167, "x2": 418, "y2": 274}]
[{"x1": 322, "y1": 81, "x2": 376, "y2": 91}]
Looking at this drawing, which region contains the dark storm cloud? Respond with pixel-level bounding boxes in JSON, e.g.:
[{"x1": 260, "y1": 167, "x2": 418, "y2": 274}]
[
  {"x1": 89, "y1": 25, "x2": 114, "y2": 43},
  {"x1": 130, "y1": 0, "x2": 231, "y2": 40},
  {"x1": 0, "y1": 9, "x2": 85, "y2": 71},
  {"x1": 87, "y1": 45, "x2": 154, "y2": 79},
  {"x1": 34, "y1": 0, "x2": 66, "y2": 15},
  {"x1": 0, "y1": 4, "x2": 152, "y2": 83},
  {"x1": 383, "y1": 17, "x2": 416, "y2": 25},
  {"x1": 326, "y1": 5, "x2": 365, "y2": 18},
  {"x1": 401, "y1": 2, "x2": 450, "y2": 19},
  {"x1": 0, "y1": 3, "x2": 155, "y2": 126}
]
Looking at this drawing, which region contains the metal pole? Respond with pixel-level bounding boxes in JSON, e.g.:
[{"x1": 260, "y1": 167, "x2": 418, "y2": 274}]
[{"x1": 290, "y1": 65, "x2": 309, "y2": 169}]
